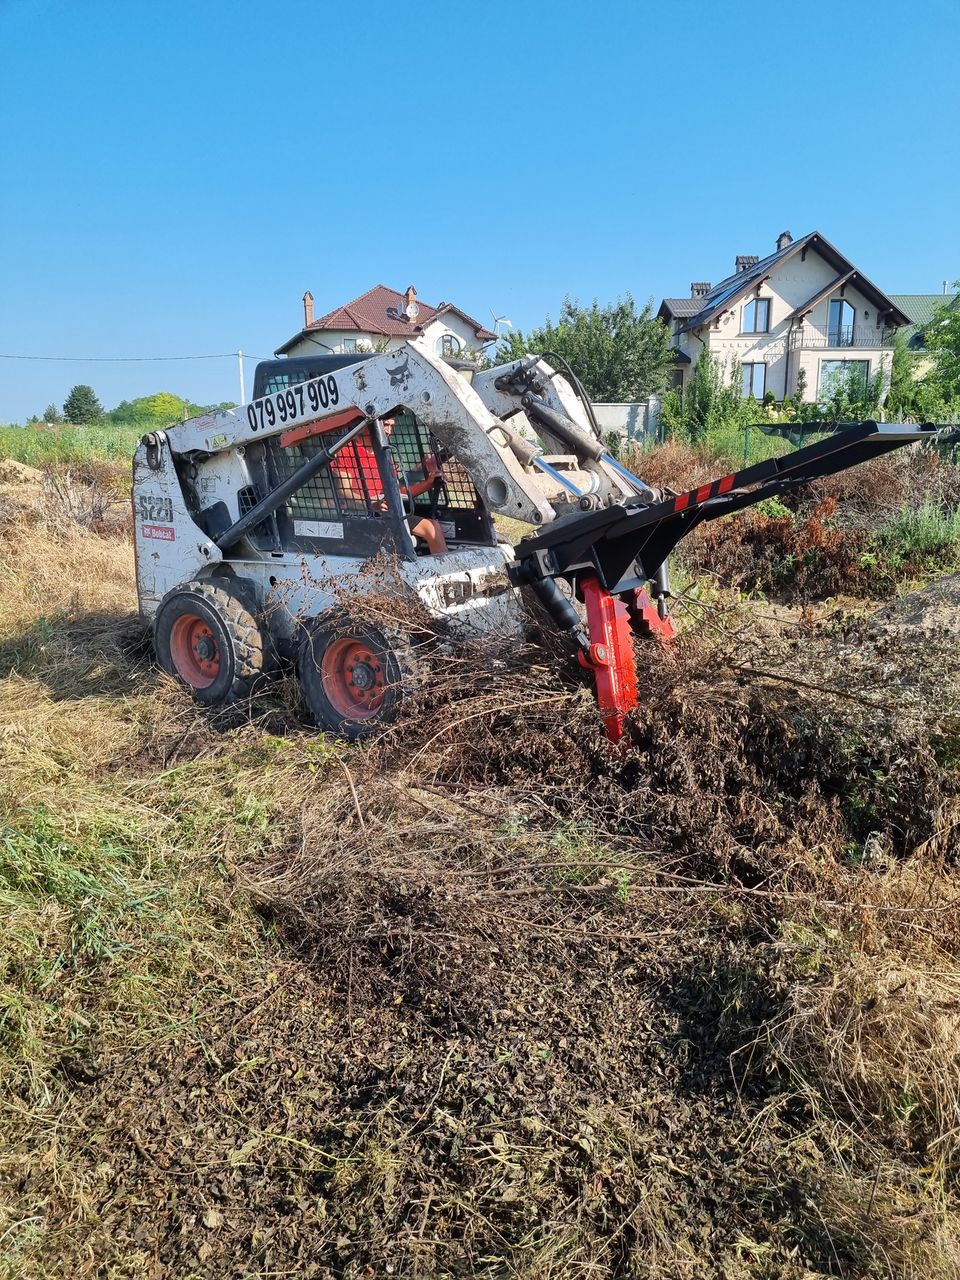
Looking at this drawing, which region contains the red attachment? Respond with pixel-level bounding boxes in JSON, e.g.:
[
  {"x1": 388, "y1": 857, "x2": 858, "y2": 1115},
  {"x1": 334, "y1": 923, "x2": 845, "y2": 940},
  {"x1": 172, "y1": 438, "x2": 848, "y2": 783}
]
[
  {"x1": 673, "y1": 472, "x2": 737, "y2": 512},
  {"x1": 626, "y1": 588, "x2": 677, "y2": 641},
  {"x1": 578, "y1": 575, "x2": 640, "y2": 745}
]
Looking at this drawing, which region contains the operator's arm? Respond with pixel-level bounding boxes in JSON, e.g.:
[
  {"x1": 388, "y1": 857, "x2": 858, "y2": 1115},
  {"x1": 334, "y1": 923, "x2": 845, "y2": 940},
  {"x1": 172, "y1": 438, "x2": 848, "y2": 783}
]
[{"x1": 403, "y1": 452, "x2": 442, "y2": 499}]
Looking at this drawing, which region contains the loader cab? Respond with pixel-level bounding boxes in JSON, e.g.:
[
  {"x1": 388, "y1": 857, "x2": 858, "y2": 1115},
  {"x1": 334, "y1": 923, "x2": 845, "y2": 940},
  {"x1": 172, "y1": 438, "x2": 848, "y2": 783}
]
[
  {"x1": 246, "y1": 360, "x2": 496, "y2": 559},
  {"x1": 251, "y1": 354, "x2": 377, "y2": 400}
]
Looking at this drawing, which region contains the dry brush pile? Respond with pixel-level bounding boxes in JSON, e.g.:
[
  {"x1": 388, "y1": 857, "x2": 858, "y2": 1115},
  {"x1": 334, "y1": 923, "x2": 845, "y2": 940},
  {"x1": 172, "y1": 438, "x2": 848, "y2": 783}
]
[{"x1": 1, "y1": 460, "x2": 960, "y2": 1278}]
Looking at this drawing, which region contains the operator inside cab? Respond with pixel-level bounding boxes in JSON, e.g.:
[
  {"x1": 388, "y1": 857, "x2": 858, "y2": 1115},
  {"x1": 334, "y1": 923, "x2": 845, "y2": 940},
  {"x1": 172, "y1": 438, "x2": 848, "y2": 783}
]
[{"x1": 330, "y1": 412, "x2": 448, "y2": 555}]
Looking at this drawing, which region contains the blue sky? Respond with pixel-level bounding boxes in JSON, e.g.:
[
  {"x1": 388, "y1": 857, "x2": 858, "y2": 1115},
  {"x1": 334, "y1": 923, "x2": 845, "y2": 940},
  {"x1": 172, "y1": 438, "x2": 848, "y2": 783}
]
[{"x1": 1, "y1": 0, "x2": 956, "y2": 422}]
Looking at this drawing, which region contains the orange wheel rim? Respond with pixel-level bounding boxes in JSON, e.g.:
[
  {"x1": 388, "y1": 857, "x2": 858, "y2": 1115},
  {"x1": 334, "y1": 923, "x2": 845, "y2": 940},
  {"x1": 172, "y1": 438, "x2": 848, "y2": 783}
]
[
  {"x1": 169, "y1": 614, "x2": 221, "y2": 688},
  {"x1": 320, "y1": 638, "x2": 387, "y2": 719}
]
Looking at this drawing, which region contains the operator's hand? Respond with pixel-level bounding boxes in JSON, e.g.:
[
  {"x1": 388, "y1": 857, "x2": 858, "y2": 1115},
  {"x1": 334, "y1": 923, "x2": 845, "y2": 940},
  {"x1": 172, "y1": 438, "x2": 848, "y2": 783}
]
[{"x1": 422, "y1": 452, "x2": 441, "y2": 478}]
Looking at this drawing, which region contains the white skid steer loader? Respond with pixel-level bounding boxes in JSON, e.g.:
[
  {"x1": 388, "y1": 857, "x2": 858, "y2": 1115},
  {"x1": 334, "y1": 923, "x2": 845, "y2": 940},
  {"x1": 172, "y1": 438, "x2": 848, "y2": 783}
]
[{"x1": 132, "y1": 341, "x2": 941, "y2": 743}]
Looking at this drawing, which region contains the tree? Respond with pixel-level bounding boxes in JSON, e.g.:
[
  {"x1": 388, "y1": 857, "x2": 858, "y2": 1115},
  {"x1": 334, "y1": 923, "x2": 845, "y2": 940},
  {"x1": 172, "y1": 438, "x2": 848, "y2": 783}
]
[
  {"x1": 924, "y1": 284, "x2": 960, "y2": 401},
  {"x1": 494, "y1": 296, "x2": 675, "y2": 403},
  {"x1": 662, "y1": 351, "x2": 750, "y2": 443},
  {"x1": 43, "y1": 402, "x2": 63, "y2": 424},
  {"x1": 63, "y1": 385, "x2": 104, "y2": 424},
  {"x1": 107, "y1": 392, "x2": 190, "y2": 428},
  {"x1": 884, "y1": 328, "x2": 918, "y2": 418},
  {"x1": 106, "y1": 392, "x2": 238, "y2": 428}
]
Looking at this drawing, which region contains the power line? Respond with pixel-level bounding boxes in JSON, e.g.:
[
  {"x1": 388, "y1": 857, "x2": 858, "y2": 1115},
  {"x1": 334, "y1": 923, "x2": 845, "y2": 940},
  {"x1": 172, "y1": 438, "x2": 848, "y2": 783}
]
[{"x1": 0, "y1": 352, "x2": 270, "y2": 363}]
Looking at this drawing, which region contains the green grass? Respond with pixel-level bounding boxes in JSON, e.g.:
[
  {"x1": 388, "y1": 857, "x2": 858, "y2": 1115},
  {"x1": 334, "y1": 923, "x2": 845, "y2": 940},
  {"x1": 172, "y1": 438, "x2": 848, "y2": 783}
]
[
  {"x1": 875, "y1": 501, "x2": 960, "y2": 565},
  {"x1": 704, "y1": 420, "x2": 836, "y2": 468},
  {"x1": 0, "y1": 423, "x2": 141, "y2": 466},
  {"x1": 630, "y1": 423, "x2": 826, "y2": 471}
]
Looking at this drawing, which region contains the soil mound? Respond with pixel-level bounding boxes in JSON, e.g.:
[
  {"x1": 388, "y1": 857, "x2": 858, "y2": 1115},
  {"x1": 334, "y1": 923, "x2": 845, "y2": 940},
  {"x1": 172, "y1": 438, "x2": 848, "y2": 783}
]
[
  {"x1": 869, "y1": 572, "x2": 960, "y2": 637},
  {"x1": 0, "y1": 457, "x2": 43, "y2": 484}
]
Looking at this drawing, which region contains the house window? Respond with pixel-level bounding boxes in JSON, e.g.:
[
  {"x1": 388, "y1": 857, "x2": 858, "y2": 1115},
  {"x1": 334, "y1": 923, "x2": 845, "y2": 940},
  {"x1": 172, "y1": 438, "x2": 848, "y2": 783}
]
[
  {"x1": 820, "y1": 359, "x2": 869, "y2": 397},
  {"x1": 743, "y1": 298, "x2": 770, "y2": 334},
  {"x1": 341, "y1": 338, "x2": 358, "y2": 354},
  {"x1": 828, "y1": 299, "x2": 856, "y2": 347},
  {"x1": 438, "y1": 334, "x2": 462, "y2": 357},
  {"x1": 742, "y1": 363, "x2": 766, "y2": 398}
]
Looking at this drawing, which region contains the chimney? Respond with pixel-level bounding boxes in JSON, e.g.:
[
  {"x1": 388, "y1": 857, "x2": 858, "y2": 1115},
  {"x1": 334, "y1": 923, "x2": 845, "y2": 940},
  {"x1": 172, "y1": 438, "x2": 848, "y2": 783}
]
[
  {"x1": 303, "y1": 291, "x2": 314, "y2": 327},
  {"x1": 690, "y1": 281, "x2": 712, "y2": 298},
  {"x1": 776, "y1": 230, "x2": 793, "y2": 251},
  {"x1": 736, "y1": 255, "x2": 759, "y2": 273},
  {"x1": 404, "y1": 285, "x2": 417, "y2": 308}
]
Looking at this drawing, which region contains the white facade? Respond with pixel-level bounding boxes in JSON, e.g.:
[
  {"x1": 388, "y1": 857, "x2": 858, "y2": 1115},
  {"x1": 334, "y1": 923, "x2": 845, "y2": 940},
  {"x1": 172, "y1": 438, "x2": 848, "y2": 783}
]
[
  {"x1": 282, "y1": 312, "x2": 486, "y2": 362},
  {"x1": 666, "y1": 240, "x2": 900, "y2": 402}
]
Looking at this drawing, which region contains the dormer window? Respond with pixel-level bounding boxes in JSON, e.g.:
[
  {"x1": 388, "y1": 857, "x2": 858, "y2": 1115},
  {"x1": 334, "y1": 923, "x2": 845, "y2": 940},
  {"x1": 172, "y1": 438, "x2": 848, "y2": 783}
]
[{"x1": 743, "y1": 298, "x2": 770, "y2": 334}]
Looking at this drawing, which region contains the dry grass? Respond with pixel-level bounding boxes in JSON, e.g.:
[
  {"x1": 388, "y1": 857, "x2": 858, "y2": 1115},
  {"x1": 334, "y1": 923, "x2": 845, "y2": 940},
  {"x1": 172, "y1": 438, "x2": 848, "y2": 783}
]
[{"x1": 2, "y1": 464, "x2": 960, "y2": 1277}]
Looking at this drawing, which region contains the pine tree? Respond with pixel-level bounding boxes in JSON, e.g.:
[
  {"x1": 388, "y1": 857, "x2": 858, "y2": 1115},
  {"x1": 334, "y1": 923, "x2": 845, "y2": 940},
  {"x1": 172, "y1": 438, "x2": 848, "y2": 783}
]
[{"x1": 63, "y1": 385, "x2": 104, "y2": 424}]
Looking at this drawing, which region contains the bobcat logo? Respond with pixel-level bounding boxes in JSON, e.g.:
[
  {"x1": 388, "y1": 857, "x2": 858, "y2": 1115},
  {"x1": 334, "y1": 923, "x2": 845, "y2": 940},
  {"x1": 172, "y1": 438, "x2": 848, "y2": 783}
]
[{"x1": 386, "y1": 355, "x2": 411, "y2": 388}]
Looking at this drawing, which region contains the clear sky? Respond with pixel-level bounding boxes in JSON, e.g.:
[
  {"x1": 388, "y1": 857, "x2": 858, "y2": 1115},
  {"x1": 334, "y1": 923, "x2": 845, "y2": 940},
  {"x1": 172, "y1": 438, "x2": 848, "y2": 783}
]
[{"x1": 1, "y1": 0, "x2": 956, "y2": 423}]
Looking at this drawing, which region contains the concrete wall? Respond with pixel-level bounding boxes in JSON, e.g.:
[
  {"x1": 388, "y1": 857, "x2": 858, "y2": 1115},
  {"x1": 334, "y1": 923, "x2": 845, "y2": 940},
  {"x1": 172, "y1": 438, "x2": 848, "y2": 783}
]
[{"x1": 593, "y1": 400, "x2": 658, "y2": 441}]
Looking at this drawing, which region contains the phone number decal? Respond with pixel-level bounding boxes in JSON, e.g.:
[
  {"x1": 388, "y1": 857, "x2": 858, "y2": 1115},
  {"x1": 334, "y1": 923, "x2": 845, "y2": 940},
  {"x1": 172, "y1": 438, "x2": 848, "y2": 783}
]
[{"x1": 246, "y1": 374, "x2": 340, "y2": 433}]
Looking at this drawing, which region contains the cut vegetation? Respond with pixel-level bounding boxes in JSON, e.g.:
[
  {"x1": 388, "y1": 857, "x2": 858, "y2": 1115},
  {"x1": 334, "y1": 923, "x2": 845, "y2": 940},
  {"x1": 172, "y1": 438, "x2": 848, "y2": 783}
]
[{"x1": 1, "y1": 432, "x2": 960, "y2": 1278}]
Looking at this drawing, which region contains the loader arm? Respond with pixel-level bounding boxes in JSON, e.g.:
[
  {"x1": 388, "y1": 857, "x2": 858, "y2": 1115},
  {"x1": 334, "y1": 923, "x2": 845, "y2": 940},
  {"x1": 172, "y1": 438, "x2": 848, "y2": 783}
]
[{"x1": 165, "y1": 343, "x2": 573, "y2": 527}]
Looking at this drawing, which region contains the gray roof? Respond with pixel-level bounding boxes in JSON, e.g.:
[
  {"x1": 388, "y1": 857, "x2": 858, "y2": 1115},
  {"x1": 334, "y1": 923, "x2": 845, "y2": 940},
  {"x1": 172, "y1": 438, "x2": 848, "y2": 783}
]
[
  {"x1": 659, "y1": 297, "x2": 704, "y2": 318},
  {"x1": 658, "y1": 232, "x2": 911, "y2": 334}
]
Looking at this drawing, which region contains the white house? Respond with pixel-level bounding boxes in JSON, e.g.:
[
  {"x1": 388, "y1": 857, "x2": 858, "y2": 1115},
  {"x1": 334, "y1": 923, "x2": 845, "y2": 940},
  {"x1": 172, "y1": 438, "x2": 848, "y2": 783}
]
[
  {"x1": 658, "y1": 232, "x2": 911, "y2": 402},
  {"x1": 275, "y1": 284, "x2": 496, "y2": 361}
]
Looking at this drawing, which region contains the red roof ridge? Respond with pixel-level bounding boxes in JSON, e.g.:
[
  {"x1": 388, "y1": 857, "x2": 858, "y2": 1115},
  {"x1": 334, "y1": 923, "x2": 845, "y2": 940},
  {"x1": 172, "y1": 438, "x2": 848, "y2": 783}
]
[{"x1": 276, "y1": 283, "x2": 496, "y2": 353}]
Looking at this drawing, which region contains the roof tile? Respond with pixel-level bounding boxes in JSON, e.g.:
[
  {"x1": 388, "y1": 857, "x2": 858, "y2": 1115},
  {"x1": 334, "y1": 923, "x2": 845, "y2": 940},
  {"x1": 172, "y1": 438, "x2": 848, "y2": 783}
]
[{"x1": 309, "y1": 285, "x2": 496, "y2": 341}]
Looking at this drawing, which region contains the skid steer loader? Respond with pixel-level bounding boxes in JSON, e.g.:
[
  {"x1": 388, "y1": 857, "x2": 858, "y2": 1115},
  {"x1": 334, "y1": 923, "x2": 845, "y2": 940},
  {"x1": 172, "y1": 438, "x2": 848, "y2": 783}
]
[{"x1": 132, "y1": 341, "x2": 941, "y2": 743}]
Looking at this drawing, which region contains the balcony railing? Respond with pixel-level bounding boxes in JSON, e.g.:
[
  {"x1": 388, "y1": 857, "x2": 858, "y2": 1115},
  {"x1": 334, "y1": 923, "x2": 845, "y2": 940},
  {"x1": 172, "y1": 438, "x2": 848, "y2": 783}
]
[{"x1": 790, "y1": 325, "x2": 891, "y2": 350}]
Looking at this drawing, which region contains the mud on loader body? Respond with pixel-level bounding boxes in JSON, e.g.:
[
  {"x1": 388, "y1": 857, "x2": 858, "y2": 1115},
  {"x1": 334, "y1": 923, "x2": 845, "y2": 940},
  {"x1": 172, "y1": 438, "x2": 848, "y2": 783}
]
[{"x1": 132, "y1": 343, "x2": 940, "y2": 742}]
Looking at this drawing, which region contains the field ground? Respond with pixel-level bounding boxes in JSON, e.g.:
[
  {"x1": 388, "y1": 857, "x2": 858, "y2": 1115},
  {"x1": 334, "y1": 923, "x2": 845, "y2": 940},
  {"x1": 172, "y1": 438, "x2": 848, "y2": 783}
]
[{"x1": 2, "y1": 440, "x2": 960, "y2": 1278}]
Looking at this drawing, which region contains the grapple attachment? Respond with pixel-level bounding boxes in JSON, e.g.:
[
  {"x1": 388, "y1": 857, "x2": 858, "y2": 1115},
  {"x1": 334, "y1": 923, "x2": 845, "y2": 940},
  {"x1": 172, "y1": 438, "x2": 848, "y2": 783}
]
[{"x1": 510, "y1": 421, "x2": 943, "y2": 742}]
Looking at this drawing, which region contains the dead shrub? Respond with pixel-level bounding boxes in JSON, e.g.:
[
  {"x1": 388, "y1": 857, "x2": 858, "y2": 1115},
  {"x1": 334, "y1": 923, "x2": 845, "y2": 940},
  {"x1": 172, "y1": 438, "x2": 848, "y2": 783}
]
[
  {"x1": 37, "y1": 468, "x2": 112, "y2": 534},
  {"x1": 622, "y1": 439, "x2": 723, "y2": 493}
]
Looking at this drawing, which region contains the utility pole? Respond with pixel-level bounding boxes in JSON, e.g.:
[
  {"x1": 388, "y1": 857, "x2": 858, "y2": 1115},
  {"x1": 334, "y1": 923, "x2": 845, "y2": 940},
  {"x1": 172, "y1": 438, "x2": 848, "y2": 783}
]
[{"x1": 237, "y1": 350, "x2": 245, "y2": 405}]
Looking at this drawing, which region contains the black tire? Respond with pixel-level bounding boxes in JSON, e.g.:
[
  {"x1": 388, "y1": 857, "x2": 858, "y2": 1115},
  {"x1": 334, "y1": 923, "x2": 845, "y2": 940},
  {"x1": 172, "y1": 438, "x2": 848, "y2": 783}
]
[
  {"x1": 154, "y1": 577, "x2": 266, "y2": 705},
  {"x1": 298, "y1": 618, "x2": 412, "y2": 740}
]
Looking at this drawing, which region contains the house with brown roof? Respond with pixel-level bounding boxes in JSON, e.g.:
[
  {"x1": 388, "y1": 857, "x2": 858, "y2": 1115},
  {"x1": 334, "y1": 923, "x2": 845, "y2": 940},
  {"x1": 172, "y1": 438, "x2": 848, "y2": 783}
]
[
  {"x1": 275, "y1": 285, "x2": 496, "y2": 361},
  {"x1": 658, "y1": 231, "x2": 911, "y2": 402}
]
